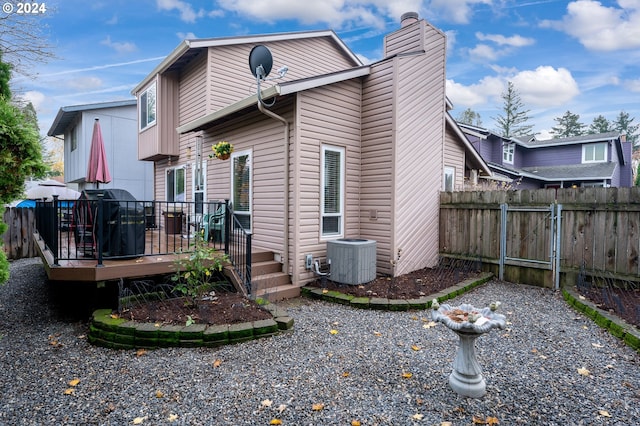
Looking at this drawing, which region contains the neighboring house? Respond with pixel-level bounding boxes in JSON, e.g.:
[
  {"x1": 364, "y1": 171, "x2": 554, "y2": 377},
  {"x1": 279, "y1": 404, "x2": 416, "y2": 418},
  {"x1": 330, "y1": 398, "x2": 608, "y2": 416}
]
[
  {"x1": 459, "y1": 123, "x2": 633, "y2": 189},
  {"x1": 48, "y1": 100, "x2": 154, "y2": 200},
  {"x1": 132, "y1": 12, "x2": 490, "y2": 291}
]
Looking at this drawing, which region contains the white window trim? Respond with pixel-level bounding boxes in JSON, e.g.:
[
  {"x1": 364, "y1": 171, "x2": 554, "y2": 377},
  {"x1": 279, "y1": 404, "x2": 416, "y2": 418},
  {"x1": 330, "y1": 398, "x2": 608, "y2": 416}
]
[
  {"x1": 582, "y1": 142, "x2": 607, "y2": 163},
  {"x1": 502, "y1": 142, "x2": 514, "y2": 164},
  {"x1": 444, "y1": 166, "x2": 455, "y2": 192},
  {"x1": 192, "y1": 160, "x2": 207, "y2": 216},
  {"x1": 230, "y1": 149, "x2": 252, "y2": 232},
  {"x1": 320, "y1": 145, "x2": 345, "y2": 239},
  {"x1": 139, "y1": 82, "x2": 157, "y2": 131}
]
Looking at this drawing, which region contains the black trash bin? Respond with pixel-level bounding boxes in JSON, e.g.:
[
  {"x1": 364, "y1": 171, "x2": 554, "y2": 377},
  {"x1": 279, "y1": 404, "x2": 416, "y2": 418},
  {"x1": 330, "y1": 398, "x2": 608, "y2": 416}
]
[{"x1": 74, "y1": 189, "x2": 146, "y2": 258}]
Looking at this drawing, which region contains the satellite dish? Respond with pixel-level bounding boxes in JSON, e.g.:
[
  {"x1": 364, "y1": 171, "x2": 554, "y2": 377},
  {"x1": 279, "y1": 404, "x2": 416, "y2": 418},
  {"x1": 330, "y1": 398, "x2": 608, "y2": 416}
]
[{"x1": 249, "y1": 45, "x2": 273, "y2": 80}]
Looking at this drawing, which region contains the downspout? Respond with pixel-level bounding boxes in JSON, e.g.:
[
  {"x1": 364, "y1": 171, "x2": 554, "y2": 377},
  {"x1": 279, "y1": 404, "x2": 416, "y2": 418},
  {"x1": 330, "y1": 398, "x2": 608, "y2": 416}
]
[{"x1": 257, "y1": 101, "x2": 290, "y2": 275}]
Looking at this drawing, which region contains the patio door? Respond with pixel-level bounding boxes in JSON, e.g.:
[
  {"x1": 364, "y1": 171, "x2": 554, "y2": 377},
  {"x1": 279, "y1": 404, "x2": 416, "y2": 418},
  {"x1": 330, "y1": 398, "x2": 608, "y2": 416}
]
[{"x1": 231, "y1": 150, "x2": 251, "y2": 231}]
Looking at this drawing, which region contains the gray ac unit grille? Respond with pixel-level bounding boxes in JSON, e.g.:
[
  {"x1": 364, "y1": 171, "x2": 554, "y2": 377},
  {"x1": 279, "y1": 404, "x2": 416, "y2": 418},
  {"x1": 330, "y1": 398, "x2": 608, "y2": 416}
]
[{"x1": 326, "y1": 239, "x2": 376, "y2": 285}]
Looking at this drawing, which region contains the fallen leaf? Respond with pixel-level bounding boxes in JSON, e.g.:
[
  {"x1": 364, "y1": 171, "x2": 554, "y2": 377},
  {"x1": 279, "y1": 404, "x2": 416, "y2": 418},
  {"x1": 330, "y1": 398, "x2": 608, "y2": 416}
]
[
  {"x1": 598, "y1": 410, "x2": 612, "y2": 417},
  {"x1": 412, "y1": 413, "x2": 424, "y2": 420},
  {"x1": 472, "y1": 415, "x2": 487, "y2": 424},
  {"x1": 605, "y1": 364, "x2": 614, "y2": 369},
  {"x1": 261, "y1": 399, "x2": 273, "y2": 408},
  {"x1": 269, "y1": 420, "x2": 282, "y2": 425},
  {"x1": 402, "y1": 372, "x2": 413, "y2": 379},
  {"x1": 410, "y1": 315, "x2": 418, "y2": 320},
  {"x1": 486, "y1": 416, "x2": 499, "y2": 425},
  {"x1": 135, "y1": 258, "x2": 144, "y2": 263},
  {"x1": 531, "y1": 348, "x2": 538, "y2": 353},
  {"x1": 155, "y1": 390, "x2": 164, "y2": 398},
  {"x1": 342, "y1": 372, "x2": 350, "y2": 377},
  {"x1": 423, "y1": 321, "x2": 437, "y2": 329},
  {"x1": 582, "y1": 325, "x2": 589, "y2": 330},
  {"x1": 167, "y1": 414, "x2": 178, "y2": 422},
  {"x1": 110, "y1": 314, "x2": 119, "y2": 319},
  {"x1": 213, "y1": 359, "x2": 222, "y2": 368},
  {"x1": 539, "y1": 355, "x2": 548, "y2": 360},
  {"x1": 329, "y1": 329, "x2": 339, "y2": 335},
  {"x1": 276, "y1": 404, "x2": 287, "y2": 413},
  {"x1": 591, "y1": 343, "x2": 604, "y2": 348},
  {"x1": 373, "y1": 331, "x2": 382, "y2": 336},
  {"x1": 578, "y1": 295, "x2": 586, "y2": 300},
  {"x1": 133, "y1": 417, "x2": 146, "y2": 424},
  {"x1": 412, "y1": 345, "x2": 421, "y2": 351},
  {"x1": 135, "y1": 349, "x2": 147, "y2": 357},
  {"x1": 63, "y1": 388, "x2": 75, "y2": 395},
  {"x1": 440, "y1": 422, "x2": 453, "y2": 426},
  {"x1": 312, "y1": 403, "x2": 324, "y2": 411},
  {"x1": 351, "y1": 421, "x2": 361, "y2": 426},
  {"x1": 68, "y1": 378, "x2": 80, "y2": 387},
  {"x1": 322, "y1": 289, "x2": 329, "y2": 294},
  {"x1": 577, "y1": 367, "x2": 590, "y2": 376}
]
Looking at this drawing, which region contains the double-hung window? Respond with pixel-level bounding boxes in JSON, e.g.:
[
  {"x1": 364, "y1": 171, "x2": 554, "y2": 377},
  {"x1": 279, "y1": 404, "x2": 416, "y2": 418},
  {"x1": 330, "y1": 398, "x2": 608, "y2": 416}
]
[
  {"x1": 321, "y1": 145, "x2": 344, "y2": 237},
  {"x1": 582, "y1": 142, "x2": 607, "y2": 163},
  {"x1": 443, "y1": 166, "x2": 455, "y2": 192},
  {"x1": 502, "y1": 142, "x2": 514, "y2": 164},
  {"x1": 166, "y1": 166, "x2": 186, "y2": 202},
  {"x1": 140, "y1": 82, "x2": 156, "y2": 131}
]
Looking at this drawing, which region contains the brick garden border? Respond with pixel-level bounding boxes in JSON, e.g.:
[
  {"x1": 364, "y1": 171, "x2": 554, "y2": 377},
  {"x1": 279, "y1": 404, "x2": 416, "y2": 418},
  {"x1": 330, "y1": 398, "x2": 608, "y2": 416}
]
[{"x1": 88, "y1": 303, "x2": 294, "y2": 350}]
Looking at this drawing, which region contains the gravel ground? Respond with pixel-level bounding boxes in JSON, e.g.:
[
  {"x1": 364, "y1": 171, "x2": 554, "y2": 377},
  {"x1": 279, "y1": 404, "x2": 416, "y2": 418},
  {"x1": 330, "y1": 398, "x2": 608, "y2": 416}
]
[{"x1": 0, "y1": 258, "x2": 639, "y2": 425}]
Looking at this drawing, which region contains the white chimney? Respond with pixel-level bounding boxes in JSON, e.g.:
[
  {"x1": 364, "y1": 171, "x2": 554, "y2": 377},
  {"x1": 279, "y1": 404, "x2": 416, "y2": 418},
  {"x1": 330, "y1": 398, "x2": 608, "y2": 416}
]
[{"x1": 401, "y1": 11, "x2": 419, "y2": 27}]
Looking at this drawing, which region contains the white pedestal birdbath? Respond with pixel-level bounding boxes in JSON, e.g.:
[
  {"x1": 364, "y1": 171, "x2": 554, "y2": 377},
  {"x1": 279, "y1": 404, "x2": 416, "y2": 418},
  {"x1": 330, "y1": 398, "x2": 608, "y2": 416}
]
[{"x1": 431, "y1": 301, "x2": 506, "y2": 398}]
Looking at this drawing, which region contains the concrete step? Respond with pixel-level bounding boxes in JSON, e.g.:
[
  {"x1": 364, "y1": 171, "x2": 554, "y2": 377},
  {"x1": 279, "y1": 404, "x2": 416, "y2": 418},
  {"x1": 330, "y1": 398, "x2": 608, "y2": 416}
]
[{"x1": 255, "y1": 284, "x2": 300, "y2": 301}]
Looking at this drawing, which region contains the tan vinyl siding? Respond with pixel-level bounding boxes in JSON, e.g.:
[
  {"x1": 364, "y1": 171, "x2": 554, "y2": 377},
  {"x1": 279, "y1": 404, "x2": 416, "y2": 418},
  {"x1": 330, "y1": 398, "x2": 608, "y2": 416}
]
[
  {"x1": 392, "y1": 23, "x2": 447, "y2": 276},
  {"x1": 294, "y1": 80, "x2": 362, "y2": 284},
  {"x1": 208, "y1": 37, "x2": 358, "y2": 113},
  {"x1": 179, "y1": 51, "x2": 207, "y2": 125},
  {"x1": 444, "y1": 124, "x2": 465, "y2": 190},
  {"x1": 138, "y1": 73, "x2": 179, "y2": 161},
  {"x1": 384, "y1": 20, "x2": 425, "y2": 57},
  {"x1": 360, "y1": 59, "x2": 395, "y2": 275}
]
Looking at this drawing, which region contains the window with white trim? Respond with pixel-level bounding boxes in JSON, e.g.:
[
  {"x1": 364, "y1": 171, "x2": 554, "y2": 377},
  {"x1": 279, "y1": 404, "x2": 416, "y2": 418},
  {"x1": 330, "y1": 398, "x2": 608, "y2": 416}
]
[
  {"x1": 582, "y1": 142, "x2": 607, "y2": 163},
  {"x1": 502, "y1": 142, "x2": 514, "y2": 164},
  {"x1": 166, "y1": 166, "x2": 186, "y2": 202},
  {"x1": 140, "y1": 82, "x2": 156, "y2": 131},
  {"x1": 444, "y1": 166, "x2": 455, "y2": 192},
  {"x1": 321, "y1": 145, "x2": 344, "y2": 237},
  {"x1": 231, "y1": 150, "x2": 252, "y2": 231}
]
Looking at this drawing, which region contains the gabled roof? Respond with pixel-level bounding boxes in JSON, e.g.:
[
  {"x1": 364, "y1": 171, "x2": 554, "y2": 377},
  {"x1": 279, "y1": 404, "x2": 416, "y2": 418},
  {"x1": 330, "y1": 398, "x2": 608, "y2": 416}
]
[
  {"x1": 47, "y1": 99, "x2": 137, "y2": 136},
  {"x1": 177, "y1": 66, "x2": 371, "y2": 134},
  {"x1": 523, "y1": 131, "x2": 620, "y2": 148},
  {"x1": 446, "y1": 113, "x2": 492, "y2": 176},
  {"x1": 131, "y1": 30, "x2": 362, "y2": 95},
  {"x1": 520, "y1": 163, "x2": 617, "y2": 180}
]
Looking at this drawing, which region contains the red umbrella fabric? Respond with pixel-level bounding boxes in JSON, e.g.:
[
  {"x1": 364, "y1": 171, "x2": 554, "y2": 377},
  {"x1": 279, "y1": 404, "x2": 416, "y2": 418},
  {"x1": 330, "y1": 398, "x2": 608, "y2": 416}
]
[{"x1": 86, "y1": 118, "x2": 111, "y2": 188}]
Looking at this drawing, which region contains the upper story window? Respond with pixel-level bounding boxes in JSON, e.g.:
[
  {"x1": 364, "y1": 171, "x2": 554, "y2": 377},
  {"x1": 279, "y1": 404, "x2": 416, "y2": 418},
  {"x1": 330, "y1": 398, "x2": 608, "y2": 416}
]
[
  {"x1": 140, "y1": 82, "x2": 156, "y2": 131},
  {"x1": 502, "y1": 142, "x2": 514, "y2": 164},
  {"x1": 70, "y1": 126, "x2": 78, "y2": 152},
  {"x1": 582, "y1": 142, "x2": 607, "y2": 163}
]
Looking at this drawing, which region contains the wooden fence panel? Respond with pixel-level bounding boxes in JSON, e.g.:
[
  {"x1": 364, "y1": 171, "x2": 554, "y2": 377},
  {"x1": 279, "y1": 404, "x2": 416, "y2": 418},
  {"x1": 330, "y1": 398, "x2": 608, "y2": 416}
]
[{"x1": 2, "y1": 207, "x2": 36, "y2": 260}]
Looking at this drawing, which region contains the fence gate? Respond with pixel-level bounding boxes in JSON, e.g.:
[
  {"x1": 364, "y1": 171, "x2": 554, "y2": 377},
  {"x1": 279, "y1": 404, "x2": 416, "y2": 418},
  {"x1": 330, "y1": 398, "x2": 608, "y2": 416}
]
[{"x1": 499, "y1": 203, "x2": 562, "y2": 289}]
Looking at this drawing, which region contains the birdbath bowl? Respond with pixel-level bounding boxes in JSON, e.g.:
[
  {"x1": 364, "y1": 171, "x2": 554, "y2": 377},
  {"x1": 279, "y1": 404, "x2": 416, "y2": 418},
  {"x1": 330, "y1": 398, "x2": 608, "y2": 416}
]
[{"x1": 431, "y1": 301, "x2": 506, "y2": 398}]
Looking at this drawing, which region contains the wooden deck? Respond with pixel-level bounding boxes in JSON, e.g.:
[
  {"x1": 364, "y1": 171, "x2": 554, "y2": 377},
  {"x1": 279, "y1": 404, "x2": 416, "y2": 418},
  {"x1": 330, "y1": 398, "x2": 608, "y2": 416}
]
[{"x1": 35, "y1": 229, "x2": 225, "y2": 283}]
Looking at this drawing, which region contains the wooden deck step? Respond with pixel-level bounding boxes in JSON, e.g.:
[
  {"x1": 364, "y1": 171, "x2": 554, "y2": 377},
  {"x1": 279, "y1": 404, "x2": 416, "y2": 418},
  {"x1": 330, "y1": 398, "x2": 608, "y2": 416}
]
[{"x1": 252, "y1": 259, "x2": 282, "y2": 276}]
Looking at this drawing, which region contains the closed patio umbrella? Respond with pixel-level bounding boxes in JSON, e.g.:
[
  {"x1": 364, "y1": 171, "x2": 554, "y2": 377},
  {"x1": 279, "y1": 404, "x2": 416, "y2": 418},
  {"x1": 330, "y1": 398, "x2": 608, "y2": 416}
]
[{"x1": 86, "y1": 118, "x2": 111, "y2": 188}]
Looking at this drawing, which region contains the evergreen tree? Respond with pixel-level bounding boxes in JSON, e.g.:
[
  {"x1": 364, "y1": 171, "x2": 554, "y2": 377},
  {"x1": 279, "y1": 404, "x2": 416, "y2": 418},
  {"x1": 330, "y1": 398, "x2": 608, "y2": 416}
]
[
  {"x1": 551, "y1": 110, "x2": 586, "y2": 137},
  {"x1": 612, "y1": 111, "x2": 639, "y2": 146},
  {"x1": 492, "y1": 81, "x2": 534, "y2": 138},
  {"x1": 0, "y1": 53, "x2": 46, "y2": 284},
  {"x1": 588, "y1": 115, "x2": 613, "y2": 134},
  {"x1": 456, "y1": 108, "x2": 483, "y2": 127}
]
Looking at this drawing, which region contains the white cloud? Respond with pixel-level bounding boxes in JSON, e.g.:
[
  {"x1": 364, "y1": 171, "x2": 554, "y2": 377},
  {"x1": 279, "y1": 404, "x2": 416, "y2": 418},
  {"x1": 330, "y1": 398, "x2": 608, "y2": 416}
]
[
  {"x1": 475, "y1": 32, "x2": 535, "y2": 47},
  {"x1": 469, "y1": 44, "x2": 499, "y2": 61},
  {"x1": 101, "y1": 36, "x2": 137, "y2": 54},
  {"x1": 540, "y1": 0, "x2": 640, "y2": 51},
  {"x1": 445, "y1": 30, "x2": 457, "y2": 53},
  {"x1": 66, "y1": 77, "x2": 103, "y2": 91},
  {"x1": 19, "y1": 91, "x2": 46, "y2": 111},
  {"x1": 625, "y1": 78, "x2": 640, "y2": 92},
  {"x1": 177, "y1": 32, "x2": 197, "y2": 40},
  {"x1": 429, "y1": 0, "x2": 492, "y2": 24},
  {"x1": 106, "y1": 14, "x2": 118, "y2": 25},
  {"x1": 447, "y1": 66, "x2": 580, "y2": 109},
  {"x1": 512, "y1": 66, "x2": 580, "y2": 107},
  {"x1": 156, "y1": 0, "x2": 205, "y2": 23}
]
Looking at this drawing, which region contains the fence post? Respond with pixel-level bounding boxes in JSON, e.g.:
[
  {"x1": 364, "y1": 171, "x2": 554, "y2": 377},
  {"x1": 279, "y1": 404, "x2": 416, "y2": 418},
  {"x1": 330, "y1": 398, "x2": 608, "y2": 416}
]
[
  {"x1": 52, "y1": 196, "x2": 60, "y2": 266},
  {"x1": 96, "y1": 194, "x2": 104, "y2": 267},
  {"x1": 554, "y1": 204, "x2": 562, "y2": 291},
  {"x1": 499, "y1": 203, "x2": 507, "y2": 281}
]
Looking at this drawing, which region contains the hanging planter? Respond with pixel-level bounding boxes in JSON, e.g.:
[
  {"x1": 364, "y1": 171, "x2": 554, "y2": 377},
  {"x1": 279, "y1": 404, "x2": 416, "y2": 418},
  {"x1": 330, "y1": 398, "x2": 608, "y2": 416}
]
[{"x1": 210, "y1": 141, "x2": 234, "y2": 161}]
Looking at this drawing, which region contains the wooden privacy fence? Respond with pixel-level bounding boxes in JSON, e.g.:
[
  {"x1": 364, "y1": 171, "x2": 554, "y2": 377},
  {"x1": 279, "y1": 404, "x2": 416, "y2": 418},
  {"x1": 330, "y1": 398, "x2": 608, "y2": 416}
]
[
  {"x1": 2, "y1": 207, "x2": 37, "y2": 260},
  {"x1": 440, "y1": 187, "x2": 640, "y2": 287}
]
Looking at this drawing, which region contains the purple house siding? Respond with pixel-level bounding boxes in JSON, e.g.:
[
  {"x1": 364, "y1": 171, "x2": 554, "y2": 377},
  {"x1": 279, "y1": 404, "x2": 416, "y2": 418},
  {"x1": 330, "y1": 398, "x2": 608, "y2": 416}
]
[{"x1": 515, "y1": 145, "x2": 582, "y2": 168}]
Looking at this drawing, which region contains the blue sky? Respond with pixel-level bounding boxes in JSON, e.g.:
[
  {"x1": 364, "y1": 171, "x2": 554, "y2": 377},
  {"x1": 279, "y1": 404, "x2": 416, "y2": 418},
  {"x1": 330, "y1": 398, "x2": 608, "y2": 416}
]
[{"x1": 6, "y1": 0, "x2": 640, "y2": 140}]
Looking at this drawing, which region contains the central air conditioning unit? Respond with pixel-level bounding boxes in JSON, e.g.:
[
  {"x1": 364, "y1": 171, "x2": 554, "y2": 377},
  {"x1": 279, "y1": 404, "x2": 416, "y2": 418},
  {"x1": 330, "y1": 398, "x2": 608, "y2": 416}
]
[{"x1": 326, "y1": 239, "x2": 377, "y2": 285}]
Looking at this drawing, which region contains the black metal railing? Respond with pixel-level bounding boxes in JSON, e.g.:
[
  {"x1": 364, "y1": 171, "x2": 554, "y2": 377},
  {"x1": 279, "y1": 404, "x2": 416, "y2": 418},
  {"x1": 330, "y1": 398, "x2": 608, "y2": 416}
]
[
  {"x1": 225, "y1": 206, "x2": 252, "y2": 296},
  {"x1": 34, "y1": 196, "x2": 229, "y2": 266}
]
